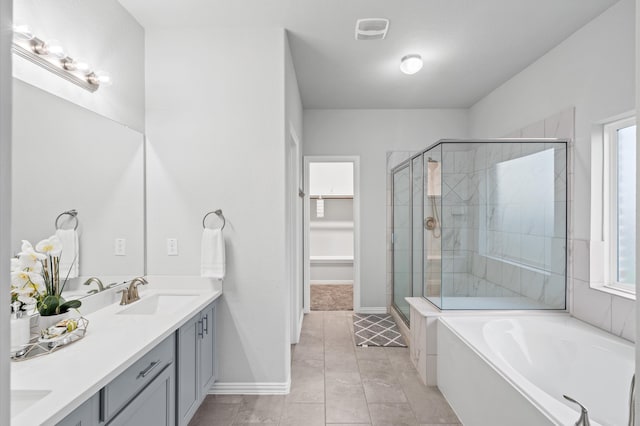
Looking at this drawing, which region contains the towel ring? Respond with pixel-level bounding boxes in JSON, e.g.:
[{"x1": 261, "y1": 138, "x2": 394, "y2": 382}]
[
  {"x1": 55, "y1": 209, "x2": 79, "y2": 231},
  {"x1": 203, "y1": 209, "x2": 226, "y2": 230}
]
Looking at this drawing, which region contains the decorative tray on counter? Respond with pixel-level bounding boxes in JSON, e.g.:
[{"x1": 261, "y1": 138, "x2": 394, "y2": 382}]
[{"x1": 11, "y1": 317, "x2": 90, "y2": 362}]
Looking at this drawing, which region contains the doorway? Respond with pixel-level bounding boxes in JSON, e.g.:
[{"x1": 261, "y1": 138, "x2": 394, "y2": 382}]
[
  {"x1": 286, "y1": 126, "x2": 303, "y2": 344},
  {"x1": 303, "y1": 156, "x2": 360, "y2": 312}
]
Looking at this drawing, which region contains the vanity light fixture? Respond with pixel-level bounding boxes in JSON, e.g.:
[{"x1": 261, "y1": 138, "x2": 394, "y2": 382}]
[
  {"x1": 11, "y1": 25, "x2": 110, "y2": 92},
  {"x1": 400, "y1": 54, "x2": 423, "y2": 75}
]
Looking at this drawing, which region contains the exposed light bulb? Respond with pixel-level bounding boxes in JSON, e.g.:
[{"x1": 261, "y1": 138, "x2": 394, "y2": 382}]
[
  {"x1": 45, "y1": 40, "x2": 66, "y2": 59},
  {"x1": 74, "y1": 60, "x2": 91, "y2": 75},
  {"x1": 95, "y1": 71, "x2": 112, "y2": 86},
  {"x1": 65, "y1": 58, "x2": 91, "y2": 74},
  {"x1": 400, "y1": 54, "x2": 423, "y2": 75},
  {"x1": 13, "y1": 24, "x2": 34, "y2": 41}
]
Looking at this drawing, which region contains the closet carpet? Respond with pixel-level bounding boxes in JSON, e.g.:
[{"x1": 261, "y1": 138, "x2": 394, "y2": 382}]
[{"x1": 310, "y1": 284, "x2": 353, "y2": 311}]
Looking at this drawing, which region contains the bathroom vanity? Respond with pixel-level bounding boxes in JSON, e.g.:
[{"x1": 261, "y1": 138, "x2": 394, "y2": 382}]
[{"x1": 11, "y1": 280, "x2": 221, "y2": 426}]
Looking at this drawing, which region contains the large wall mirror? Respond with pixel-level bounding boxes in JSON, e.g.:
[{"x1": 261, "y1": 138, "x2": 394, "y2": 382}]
[{"x1": 12, "y1": 79, "x2": 145, "y2": 299}]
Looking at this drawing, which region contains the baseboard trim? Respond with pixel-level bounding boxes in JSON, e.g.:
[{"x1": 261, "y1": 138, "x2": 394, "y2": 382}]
[
  {"x1": 356, "y1": 307, "x2": 388, "y2": 314},
  {"x1": 310, "y1": 280, "x2": 354, "y2": 285},
  {"x1": 209, "y1": 381, "x2": 291, "y2": 395}
]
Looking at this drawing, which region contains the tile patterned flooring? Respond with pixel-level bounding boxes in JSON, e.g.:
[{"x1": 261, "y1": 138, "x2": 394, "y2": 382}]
[{"x1": 189, "y1": 311, "x2": 461, "y2": 426}]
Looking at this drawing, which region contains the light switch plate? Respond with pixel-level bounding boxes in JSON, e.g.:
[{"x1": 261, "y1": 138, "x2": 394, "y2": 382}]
[
  {"x1": 167, "y1": 238, "x2": 178, "y2": 256},
  {"x1": 114, "y1": 238, "x2": 126, "y2": 256}
]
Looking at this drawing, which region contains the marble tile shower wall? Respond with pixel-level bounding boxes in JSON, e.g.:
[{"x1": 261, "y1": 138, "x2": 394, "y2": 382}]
[{"x1": 440, "y1": 142, "x2": 567, "y2": 309}]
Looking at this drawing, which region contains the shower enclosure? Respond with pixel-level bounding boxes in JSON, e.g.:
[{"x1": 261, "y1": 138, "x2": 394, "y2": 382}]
[{"x1": 392, "y1": 139, "x2": 567, "y2": 323}]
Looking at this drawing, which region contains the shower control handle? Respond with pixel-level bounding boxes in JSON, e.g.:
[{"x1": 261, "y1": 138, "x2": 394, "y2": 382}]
[{"x1": 424, "y1": 217, "x2": 437, "y2": 230}]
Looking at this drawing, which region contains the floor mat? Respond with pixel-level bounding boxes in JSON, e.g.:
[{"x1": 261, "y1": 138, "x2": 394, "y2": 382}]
[{"x1": 353, "y1": 313, "x2": 407, "y2": 347}]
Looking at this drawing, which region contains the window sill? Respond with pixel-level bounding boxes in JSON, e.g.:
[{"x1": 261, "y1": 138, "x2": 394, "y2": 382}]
[{"x1": 589, "y1": 283, "x2": 636, "y2": 301}]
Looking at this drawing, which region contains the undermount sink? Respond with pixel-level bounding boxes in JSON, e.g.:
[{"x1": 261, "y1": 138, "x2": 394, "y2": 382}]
[
  {"x1": 11, "y1": 390, "x2": 51, "y2": 417},
  {"x1": 116, "y1": 294, "x2": 197, "y2": 315}
]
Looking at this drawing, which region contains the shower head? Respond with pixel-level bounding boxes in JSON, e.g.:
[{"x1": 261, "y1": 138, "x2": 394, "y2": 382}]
[{"x1": 427, "y1": 157, "x2": 438, "y2": 163}]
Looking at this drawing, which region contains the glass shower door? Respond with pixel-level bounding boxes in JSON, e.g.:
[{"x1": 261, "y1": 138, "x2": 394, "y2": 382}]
[
  {"x1": 412, "y1": 156, "x2": 424, "y2": 299},
  {"x1": 393, "y1": 164, "x2": 411, "y2": 321}
]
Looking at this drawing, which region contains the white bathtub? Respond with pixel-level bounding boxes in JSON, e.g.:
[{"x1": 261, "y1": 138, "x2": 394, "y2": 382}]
[{"x1": 437, "y1": 315, "x2": 634, "y2": 426}]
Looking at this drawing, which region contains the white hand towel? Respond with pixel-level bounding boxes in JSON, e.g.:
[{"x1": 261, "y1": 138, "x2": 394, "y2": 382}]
[
  {"x1": 55, "y1": 229, "x2": 79, "y2": 278},
  {"x1": 201, "y1": 228, "x2": 225, "y2": 279}
]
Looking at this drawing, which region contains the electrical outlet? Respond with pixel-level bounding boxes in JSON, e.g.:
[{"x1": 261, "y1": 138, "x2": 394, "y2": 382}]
[
  {"x1": 167, "y1": 238, "x2": 178, "y2": 256},
  {"x1": 114, "y1": 238, "x2": 126, "y2": 256}
]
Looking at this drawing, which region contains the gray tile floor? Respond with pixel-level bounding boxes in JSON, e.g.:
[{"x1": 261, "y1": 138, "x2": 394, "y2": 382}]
[{"x1": 189, "y1": 311, "x2": 461, "y2": 426}]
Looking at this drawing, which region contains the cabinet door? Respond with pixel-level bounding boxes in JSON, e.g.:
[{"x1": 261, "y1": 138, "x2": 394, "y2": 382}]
[
  {"x1": 198, "y1": 303, "x2": 216, "y2": 398},
  {"x1": 56, "y1": 393, "x2": 99, "y2": 426},
  {"x1": 177, "y1": 315, "x2": 200, "y2": 426},
  {"x1": 107, "y1": 364, "x2": 174, "y2": 426}
]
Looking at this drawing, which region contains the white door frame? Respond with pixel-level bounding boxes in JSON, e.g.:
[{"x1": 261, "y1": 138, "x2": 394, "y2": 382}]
[
  {"x1": 303, "y1": 156, "x2": 360, "y2": 313},
  {"x1": 286, "y1": 125, "x2": 303, "y2": 344}
]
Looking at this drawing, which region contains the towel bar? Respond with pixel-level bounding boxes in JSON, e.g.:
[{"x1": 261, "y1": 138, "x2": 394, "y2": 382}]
[
  {"x1": 203, "y1": 209, "x2": 226, "y2": 230},
  {"x1": 55, "y1": 209, "x2": 79, "y2": 230}
]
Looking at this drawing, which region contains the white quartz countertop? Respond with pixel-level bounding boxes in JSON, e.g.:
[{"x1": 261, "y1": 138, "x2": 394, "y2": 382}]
[{"x1": 11, "y1": 277, "x2": 222, "y2": 426}]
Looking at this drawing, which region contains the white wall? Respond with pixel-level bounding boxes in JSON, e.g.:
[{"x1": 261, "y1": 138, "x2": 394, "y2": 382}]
[
  {"x1": 145, "y1": 27, "x2": 290, "y2": 388},
  {"x1": 285, "y1": 32, "x2": 303, "y2": 143},
  {"x1": 309, "y1": 163, "x2": 354, "y2": 196},
  {"x1": 304, "y1": 109, "x2": 469, "y2": 309},
  {"x1": 13, "y1": 0, "x2": 145, "y2": 131},
  {"x1": 0, "y1": 0, "x2": 11, "y2": 421},
  {"x1": 469, "y1": 0, "x2": 636, "y2": 339},
  {"x1": 470, "y1": 0, "x2": 635, "y2": 241}
]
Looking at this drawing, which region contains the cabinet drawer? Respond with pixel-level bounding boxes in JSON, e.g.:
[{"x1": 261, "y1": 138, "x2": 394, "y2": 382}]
[
  {"x1": 103, "y1": 334, "x2": 174, "y2": 421},
  {"x1": 106, "y1": 364, "x2": 174, "y2": 426}
]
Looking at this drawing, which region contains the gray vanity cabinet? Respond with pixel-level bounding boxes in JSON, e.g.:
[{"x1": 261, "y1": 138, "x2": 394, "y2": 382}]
[
  {"x1": 55, "y1": 393, "x2": 100, "y2": 426},
  {"x1": 102, "y1": 334, "x2": 175, "y2": 426},
  {"x1": 199, "y1": 303, "x2": 216, "y2": 396},
  {"x1": 177, "y1": 301, "x2": 217, "y2": 426},
  {"x1": 51, "y1": 298, "x2": 218, "y2": 426},
  {"x1": 107, "y1": 364, "x2": 174, "y2": 426}
]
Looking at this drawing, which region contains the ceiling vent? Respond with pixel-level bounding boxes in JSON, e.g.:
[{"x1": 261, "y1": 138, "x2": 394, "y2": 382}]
[{"x1": 355, "y1": 18, "x2": 389, "y2": 41}]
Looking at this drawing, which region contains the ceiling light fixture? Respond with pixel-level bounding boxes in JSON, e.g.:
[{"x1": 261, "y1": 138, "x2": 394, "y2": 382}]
[
  {"x1": 11, "y1": 25, "x2": 110, "y2": 92},
  {"x1": 400, "y1": 54, "x2": 423, "y2": 75}
]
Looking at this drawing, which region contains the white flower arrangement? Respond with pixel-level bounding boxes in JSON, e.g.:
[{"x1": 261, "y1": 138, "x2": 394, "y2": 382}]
[{"x1": 10, "y1": 236, "x2": 81, "y2": 316}]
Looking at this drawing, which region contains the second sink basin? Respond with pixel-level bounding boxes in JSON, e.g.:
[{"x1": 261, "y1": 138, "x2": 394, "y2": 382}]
[
  {"x1": 117, "y1": 294, "x2": 197, "y2": 315},
  {"x1": 11, "y1": 390, "x2": 51, "y2": 417}
]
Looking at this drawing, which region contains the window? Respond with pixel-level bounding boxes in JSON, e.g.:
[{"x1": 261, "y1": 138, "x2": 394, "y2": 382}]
[{"x1": 605, "y1": 117, "x2": 637, "y2": 293}]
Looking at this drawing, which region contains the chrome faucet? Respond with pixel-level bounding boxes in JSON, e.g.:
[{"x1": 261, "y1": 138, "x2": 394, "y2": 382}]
[
  {"x1": 127, "y1": 276, "x2": 148, "y2": 303},
  {"x1": 118, "y1": 288, "x2": 130, "y2": 305},
  {"x1": 563, "y1": 395, "x2": 590, "y2": 426},
  {"x1": 83, "y1": 277, "x2": 104, "y2": 294}
]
